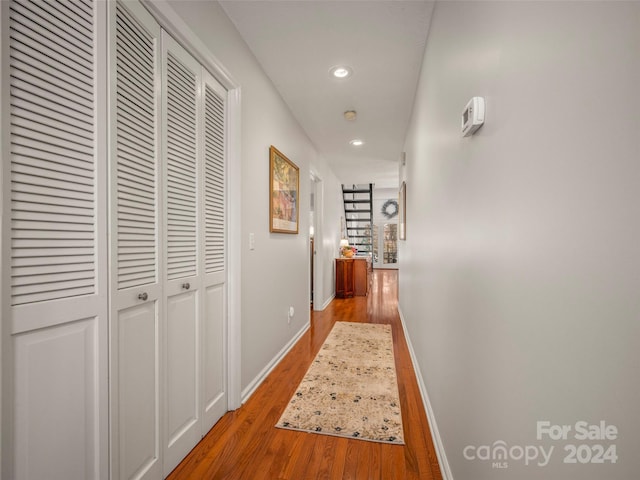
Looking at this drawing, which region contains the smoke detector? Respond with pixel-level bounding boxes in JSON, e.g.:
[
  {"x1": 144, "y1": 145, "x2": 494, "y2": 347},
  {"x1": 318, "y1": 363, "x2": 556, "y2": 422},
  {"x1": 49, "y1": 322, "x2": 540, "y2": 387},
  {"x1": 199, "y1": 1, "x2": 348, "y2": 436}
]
[{"x1": 344, "y1": 110, "x2": 357, "y2": 121}]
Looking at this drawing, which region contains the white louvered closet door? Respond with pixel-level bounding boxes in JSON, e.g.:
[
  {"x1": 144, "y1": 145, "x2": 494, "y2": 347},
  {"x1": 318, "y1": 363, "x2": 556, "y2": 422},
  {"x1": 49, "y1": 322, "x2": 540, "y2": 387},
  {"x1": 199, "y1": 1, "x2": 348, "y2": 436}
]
[
  {"x1": 161, "y1": 34, "x2": 228, "y2": 476},
  {"x1": 110, "y1": 2, "x2": 162, "y2": 480},
  {"x1": 161, "y1": 33, "x2": 203, "y2": 474},
  {"x1": 5, "y1": 0, "x2": 108, "y2": 479},
  {"x1": 201, "y1": 69, "x2": 228, "y2": 433},
  {"x1": 109, "y1": 2, "x2": 229, "y2": 478}
]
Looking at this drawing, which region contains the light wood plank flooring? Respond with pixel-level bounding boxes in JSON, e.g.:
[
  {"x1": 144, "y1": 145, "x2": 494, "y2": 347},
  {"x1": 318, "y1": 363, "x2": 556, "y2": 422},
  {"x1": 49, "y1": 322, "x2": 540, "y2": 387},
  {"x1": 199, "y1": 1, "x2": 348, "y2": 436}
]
[{"x1": 167, "y1": 269, "x2": 442, "y2": 479}]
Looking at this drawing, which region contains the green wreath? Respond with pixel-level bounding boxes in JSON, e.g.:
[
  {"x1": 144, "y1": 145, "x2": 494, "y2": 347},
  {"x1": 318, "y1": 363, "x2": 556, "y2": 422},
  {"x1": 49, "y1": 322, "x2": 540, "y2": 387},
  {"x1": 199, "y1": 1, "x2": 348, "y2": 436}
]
[{"x1": 381, "y1": 199, "x2": 399, "y2": 219}]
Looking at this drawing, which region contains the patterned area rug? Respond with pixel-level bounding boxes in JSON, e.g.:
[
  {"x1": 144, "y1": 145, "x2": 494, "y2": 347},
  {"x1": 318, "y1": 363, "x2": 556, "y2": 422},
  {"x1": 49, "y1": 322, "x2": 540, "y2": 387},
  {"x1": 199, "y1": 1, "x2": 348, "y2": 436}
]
[{"x1": 276, "y1": 321, "x2": 404, "y2": 444}]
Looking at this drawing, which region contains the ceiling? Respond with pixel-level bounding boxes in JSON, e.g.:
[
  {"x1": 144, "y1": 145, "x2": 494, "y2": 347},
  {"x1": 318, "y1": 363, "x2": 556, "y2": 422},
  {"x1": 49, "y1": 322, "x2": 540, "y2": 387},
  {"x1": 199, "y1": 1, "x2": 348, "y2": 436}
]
[{"x1": 219, "y1": 0, "x2": 434, "y2": 189}]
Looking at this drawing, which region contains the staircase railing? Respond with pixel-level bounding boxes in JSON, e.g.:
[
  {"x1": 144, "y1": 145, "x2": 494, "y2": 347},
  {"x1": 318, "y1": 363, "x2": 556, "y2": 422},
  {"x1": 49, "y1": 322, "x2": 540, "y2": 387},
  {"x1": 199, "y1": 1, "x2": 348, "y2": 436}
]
[{"x1": 341, "y1": 183, "x2": 373, "y2": 257}]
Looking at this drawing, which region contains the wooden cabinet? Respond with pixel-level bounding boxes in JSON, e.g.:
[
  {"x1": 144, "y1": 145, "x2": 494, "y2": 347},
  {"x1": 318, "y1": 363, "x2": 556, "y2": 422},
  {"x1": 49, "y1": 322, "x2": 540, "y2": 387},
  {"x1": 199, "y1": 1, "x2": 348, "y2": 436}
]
[
  {"x1": 336, "y1": 257, "x2": 371, "y2": 298},
  {"x1": 336, "y1": 258, "x2": 355, "y2": 298},
  {"x1": 354, "y1": 258, "x2": 371, "y2": 296}
]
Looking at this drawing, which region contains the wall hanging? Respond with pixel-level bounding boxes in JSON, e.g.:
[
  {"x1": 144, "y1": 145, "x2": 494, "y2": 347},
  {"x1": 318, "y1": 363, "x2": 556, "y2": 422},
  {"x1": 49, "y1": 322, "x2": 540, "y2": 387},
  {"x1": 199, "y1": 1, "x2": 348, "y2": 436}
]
[
  {"x1": 381, "y1": 199, "x2": 399, "y2": 219},
  {"x1": 270, "y1": 145, "x2": 300, "y2": 233},
  {"x1": 399, "y1": 181, "x2": 406, "y2": 240}
]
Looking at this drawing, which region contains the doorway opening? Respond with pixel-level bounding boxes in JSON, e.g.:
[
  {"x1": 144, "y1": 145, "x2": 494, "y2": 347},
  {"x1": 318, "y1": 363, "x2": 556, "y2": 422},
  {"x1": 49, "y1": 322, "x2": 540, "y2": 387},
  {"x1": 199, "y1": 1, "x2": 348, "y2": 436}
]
[
  {"x1": 310, "y1": 175, "x2": 316, "y2": 309},
  {"x1": 309, "y1": 172, "x2": 324, "y2": 311},
  {"x1": 373, "y1": 223, "x2": 398, "y2": 269}
]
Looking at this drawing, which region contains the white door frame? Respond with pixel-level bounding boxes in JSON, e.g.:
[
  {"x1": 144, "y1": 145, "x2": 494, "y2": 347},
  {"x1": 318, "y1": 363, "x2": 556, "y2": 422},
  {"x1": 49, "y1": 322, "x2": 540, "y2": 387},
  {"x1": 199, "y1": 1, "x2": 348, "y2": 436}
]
[{"x1": 309, "y1": 171, "x2": 324, "y2": 312}]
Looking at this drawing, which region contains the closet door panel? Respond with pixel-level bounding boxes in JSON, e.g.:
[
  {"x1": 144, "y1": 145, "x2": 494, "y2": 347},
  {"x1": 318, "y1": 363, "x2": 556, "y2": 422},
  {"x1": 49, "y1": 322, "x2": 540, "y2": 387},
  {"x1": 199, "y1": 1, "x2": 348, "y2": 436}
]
[
  {"x1": 14, "y1": 318, "x2": 98, "y2": 480},
  {"x1": 166, "y1": 290, "x2": 198, "y2": 444},
  {"x1": 203, "y1": 283, "x2": 226, "y2": 426},
  {"x1": 202, "y1": 72, "x2": 228, "y2": 430},
  {"x1": 111, "y1": 2, "x2": 162, "y2": 479},
  {"x1": 117, "y1": 300, "x2": 160, "y2": 480},
  {"x1": 161, "y1": 33, "x2": 201, "y2": 475},
  {"x1": 6, "y1": 0, "x2": 108, "y2": 478}
]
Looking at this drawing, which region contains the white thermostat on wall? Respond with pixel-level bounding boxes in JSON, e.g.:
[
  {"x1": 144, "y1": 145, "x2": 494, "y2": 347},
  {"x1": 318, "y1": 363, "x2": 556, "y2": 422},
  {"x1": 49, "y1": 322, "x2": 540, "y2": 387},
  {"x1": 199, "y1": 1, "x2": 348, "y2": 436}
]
[{"x1": 461, "y1": 96, "x2": 485, "y2": 137}]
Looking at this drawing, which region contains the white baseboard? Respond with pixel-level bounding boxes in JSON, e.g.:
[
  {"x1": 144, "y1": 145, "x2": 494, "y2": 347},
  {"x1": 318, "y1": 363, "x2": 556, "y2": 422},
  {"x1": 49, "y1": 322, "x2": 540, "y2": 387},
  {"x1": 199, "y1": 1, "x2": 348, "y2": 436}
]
[
  {"x1": 398, "y1": 306, "x2": 454, "y2": 480},
  {"x1": 241, "y1": 322, "x2": 310, "y2": 403},
  {"x1": 318, "y1": 293, "x2": 335, "y2": 311}
]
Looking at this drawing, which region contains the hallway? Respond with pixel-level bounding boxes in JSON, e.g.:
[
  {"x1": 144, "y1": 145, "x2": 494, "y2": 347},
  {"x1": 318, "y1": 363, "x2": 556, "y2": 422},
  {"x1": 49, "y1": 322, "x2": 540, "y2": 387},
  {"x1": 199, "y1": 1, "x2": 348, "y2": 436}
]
[{"x1": 167, "y1": 269, "x2": 442, "y2": 479}]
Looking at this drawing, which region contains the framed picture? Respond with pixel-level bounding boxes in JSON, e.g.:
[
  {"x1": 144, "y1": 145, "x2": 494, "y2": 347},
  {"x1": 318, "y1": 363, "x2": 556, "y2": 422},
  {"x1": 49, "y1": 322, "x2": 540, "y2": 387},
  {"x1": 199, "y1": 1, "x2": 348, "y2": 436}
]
[
  {"x1": 269, "y1": 145, "x2": 299, "y2": 234},
  {"x1": 398, "y1": 181, "x2": 406, "y2": 240}
]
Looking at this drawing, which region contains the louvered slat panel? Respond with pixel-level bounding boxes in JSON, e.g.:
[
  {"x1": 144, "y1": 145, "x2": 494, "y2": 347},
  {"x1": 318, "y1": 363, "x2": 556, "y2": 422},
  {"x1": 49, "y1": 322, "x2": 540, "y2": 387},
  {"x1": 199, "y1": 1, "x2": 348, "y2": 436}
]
[
  {"x1": 115, "y1": 2, "x2": 158, "y2": 290},
  {"x1": 166, "y1": 52, "x2": 197, "y2": 280},
  {"x1": 9, "y1": 0, "x2": 95, "y2": 306},
  {"x1": 204, "y1": 84, "x2": 225, "y2": 274}
]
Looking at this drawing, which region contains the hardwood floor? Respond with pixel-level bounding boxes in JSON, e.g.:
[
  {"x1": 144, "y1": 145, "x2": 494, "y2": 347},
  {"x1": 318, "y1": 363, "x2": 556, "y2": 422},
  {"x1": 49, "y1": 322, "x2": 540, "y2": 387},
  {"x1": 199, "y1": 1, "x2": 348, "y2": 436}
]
[{"x1": 167, "y1": 269, "x2": 442, "y2": 479}]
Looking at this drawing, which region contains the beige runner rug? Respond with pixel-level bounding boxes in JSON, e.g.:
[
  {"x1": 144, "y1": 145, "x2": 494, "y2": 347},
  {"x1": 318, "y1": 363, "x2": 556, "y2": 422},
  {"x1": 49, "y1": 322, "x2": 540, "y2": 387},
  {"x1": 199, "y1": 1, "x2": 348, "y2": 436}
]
[{"x1": 276, "y1": 321, "x2": 404, "y2": 444}]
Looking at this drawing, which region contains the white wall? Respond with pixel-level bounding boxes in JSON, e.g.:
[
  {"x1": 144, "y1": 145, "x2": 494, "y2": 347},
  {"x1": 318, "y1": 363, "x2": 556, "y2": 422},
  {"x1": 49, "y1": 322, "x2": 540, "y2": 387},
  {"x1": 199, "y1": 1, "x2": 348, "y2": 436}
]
[
  {"x1": 167, "y1": 0, "x2": 342, "y2": 396},
  {"x1": 400, "y1": 2, "x2": 640, "y2": 479},
  {"x1": 373, "y1": 187, "x2": 399, "y2": 226}
]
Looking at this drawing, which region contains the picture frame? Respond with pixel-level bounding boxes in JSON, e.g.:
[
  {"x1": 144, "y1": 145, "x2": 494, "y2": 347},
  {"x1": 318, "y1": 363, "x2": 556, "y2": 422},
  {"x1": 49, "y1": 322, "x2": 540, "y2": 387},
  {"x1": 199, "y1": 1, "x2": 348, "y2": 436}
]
[
  {"x1": 398, "y1": 181, "x2": 406, "y2": 240},
  {"x1": 269, "y1": 145, "x2": 300, "y2": 234}
]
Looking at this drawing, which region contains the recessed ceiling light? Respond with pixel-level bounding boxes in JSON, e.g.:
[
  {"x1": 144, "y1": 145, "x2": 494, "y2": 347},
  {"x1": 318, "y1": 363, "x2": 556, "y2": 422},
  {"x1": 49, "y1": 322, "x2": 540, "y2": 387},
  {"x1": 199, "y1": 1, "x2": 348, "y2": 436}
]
[
  {"x1": 330, "y1": 65, "x2": 352, "y2": 79},
  {"x1": 349, "y1": 139, "x2": 364, "y2": 146}
]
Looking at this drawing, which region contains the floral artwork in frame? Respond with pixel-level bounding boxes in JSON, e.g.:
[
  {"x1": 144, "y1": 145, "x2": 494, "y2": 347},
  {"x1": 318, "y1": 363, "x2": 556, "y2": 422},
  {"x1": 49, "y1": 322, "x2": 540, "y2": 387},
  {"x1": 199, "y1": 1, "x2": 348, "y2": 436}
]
[{"x1": 269, "y1": 145, "x2": 300, "y2": 234}]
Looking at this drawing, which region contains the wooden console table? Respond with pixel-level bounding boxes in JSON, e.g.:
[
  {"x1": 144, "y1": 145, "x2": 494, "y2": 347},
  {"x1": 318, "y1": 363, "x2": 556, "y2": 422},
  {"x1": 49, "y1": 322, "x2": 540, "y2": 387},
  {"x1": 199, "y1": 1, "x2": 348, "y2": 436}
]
[{"x1": 335, "y1": 257, "x2": 371, "y2": 298}]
